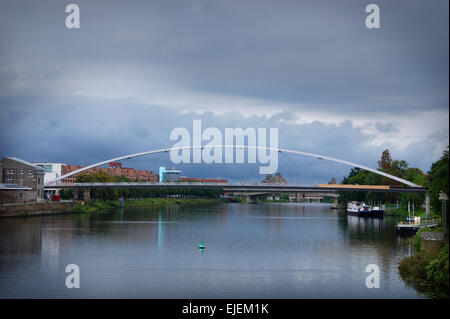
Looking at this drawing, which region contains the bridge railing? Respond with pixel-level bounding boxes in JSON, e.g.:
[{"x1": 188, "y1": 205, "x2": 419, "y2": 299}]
[{"x1": 397, "y1": 218, "x2": 442, "y2": 226}]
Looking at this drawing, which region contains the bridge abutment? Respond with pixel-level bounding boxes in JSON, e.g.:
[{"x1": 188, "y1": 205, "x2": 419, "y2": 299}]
[
  {"x1": 83, "y1": 188, "x2": 91, "y2": 203},
  {"x1": 75, "y1": 188, "x2": 91, "y2": 203},
  {"x1": 247, "y1": 195, "x2": 259, "y2": 204}
]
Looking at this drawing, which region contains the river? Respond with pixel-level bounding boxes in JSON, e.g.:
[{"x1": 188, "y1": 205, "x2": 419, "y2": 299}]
[{"x1": 0, "y1": 202, "x2": 424, "y2": 298}]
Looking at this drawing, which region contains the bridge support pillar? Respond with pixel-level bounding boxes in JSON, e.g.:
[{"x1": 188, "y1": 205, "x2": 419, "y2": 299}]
[
  {"x1": 82, "y1": 188, "x2": 91, "y2": 203},
  {"x1": 425, "y1": 193, "x2": 430, "y2": 219},
  {"x1": 74, "y1": 188, "x2": 81, "y2": 201},
  {"x1": 247, "y1": 195, "x2": 258, "y2": 204}
]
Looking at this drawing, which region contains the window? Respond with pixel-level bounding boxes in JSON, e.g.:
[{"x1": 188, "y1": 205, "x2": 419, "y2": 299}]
[
  {"x1": 20, "y1": 170, "x2": 24, "y2": 174},
  {"x1": 10, "y1": 169, "x2": 14, "y2": 174},
  {"x1": 19, "y1": 193, "x2": 24, "y2": 199},
  {"x1": 28, "y1": 170, "x2": 32, "y2": 174},
  {"x1": 6, "y1": 177, "x2": 13, "y2": 183}
]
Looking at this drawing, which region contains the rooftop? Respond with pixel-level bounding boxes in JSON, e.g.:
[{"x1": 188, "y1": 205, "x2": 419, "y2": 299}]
[
  {"x1": 0, "y1": 183, "x2": 32, "y2": 190},
  {"x1": 3, "y1": 157, "x2": 44, "y2": 170}
]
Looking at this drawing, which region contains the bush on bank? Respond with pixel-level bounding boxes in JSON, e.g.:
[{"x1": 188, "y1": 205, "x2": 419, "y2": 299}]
[
  {"x1": 398, "y1": 244, "x2": 449, "y2": 294},
  {"x1": 398, "y1": 227, "x2": 448, "y2": 296},
  {"x1": 425, "y1": 245, "x2": 449, "y2": 286},
  {"x1": 73, "y1": 197, "x2": 227, "y2": 212}
]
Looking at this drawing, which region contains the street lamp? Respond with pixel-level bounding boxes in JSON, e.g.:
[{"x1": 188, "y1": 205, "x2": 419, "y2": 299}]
[{"x1": 439, "y1": 191, "x2": 448, "y2": 231}]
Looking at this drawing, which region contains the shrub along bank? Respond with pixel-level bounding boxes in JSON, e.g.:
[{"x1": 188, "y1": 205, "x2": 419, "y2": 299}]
[{"x1": 398, "y1": 227, "x2": 448, "y2": 298}]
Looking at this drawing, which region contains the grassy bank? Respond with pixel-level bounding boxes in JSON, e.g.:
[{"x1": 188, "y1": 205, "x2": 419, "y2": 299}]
[
  {"x1": 383, "y1": 203, "x2": 442, "y2": 218},
  {"x1": 259, "y1": 199, "x2": 290, "y2": 203},
  {"x1": 398, "y1": 227, "x2": 448, "y2": 298},
  {"x1": 74, "y1": 197, "x2": 228, "y2": 213},
  {"x1": 384, "y1": 206, "x2": 426, "y2": 217}
]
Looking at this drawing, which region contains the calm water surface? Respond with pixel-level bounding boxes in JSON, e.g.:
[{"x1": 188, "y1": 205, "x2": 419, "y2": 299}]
[{"x1": 0, "y1": 203, "x2": 424, "y2": 298}]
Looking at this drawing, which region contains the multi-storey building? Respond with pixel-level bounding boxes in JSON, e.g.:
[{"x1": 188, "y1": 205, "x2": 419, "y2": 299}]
[
  {"x1": 159, "y1": 167, "x2": 181, "y2": 182},
  {"x1": 32, "y1": 162, "x2": 66, "y2": 198},
  {"x1": 180, "y1": 177, "x2": 228, "y2": 183},
  {"x1": 61, "y1": 162, "x2": 158, "y2": 184},
  {"x1": 0, "y1": 157, "x2": 45, "y2": 203}
]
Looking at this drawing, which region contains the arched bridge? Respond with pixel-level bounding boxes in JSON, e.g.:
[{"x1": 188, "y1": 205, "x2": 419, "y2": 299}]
[
  {"x1": 45, "y1": 145, "x2": 423, "y2": 188},
  {"x1": 44, "y1": 145, "x2": 430, "y2": 215}
]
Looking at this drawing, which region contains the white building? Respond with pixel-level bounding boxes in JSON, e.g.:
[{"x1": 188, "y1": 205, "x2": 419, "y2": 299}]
[{"x1": 32, "y1": 163, "x2": 66, "y2": 198}]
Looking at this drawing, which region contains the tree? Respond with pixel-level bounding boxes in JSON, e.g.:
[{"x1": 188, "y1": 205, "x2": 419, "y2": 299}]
[
  {"x1": 428, "y1": 146, "x2": 449, "y2": 214},
  {"x1": 390, "y1": 160, "x2": 409, "y2": 178},
  {"x1": 328, "y1": 177, "x2": 337, "y2": 184},
  {"x1": 400, "y1": 167, "x2": 427, "y2": 206},
  {"x1": 339, "y1": 149, "x2": 427, "y2": 204},
  {"x1": 378, "y1": 149, "x2": 392, "y2": 170}
]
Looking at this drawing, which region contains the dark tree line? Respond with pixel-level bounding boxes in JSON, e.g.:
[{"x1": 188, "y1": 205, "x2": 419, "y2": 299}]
[
  {"x1": 60, "y1": 171, "x2": 223, "y2": 200},
  {"x1": 338, "y1": 149, "x2": 430, "y2": 207}
]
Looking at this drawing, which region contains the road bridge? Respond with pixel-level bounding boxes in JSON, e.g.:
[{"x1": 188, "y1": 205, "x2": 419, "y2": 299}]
[
  {"x1": 46, "y1": 182, "x2": 428, "y2": 205},
  {"x1": 47, "y1": 182, "x2": 428, "y2": 193}
]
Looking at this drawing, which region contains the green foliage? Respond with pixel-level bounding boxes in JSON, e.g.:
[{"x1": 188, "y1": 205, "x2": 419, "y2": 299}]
[
  {"x1": 73, "y1": 204, "x2": 97, "y2": 213},
  {"x1": 398, "y1": 249, "x2": 437, "y2": 280},
  {"x1": 399, "y1": 227, "x2": 448, "y2": 294},
  {"x1": 230, "y1": 197, "x2": 247, "y2": 203},
  {"x1": 74, "y1": 197, "x2": 226, "y2": 212},
  {"x1": 384, "y1": 206, "x2": 426, "y2": 218},
  {"x1": 339, "y1": 149, "x2": 429, "y2": 206},
  {"x1": 426, "y1": 245, "x2": 449, "y2": 288},
  {"x1": 72, "y1": 171, "x2": 224, "y2": 201},
  {"x1": 398, "y1": 244, "x2": 449, "y2": 295},
  {"x1": 427, "y1": 146, "x2": 449, "y2": 215},
  {"x1": 60, "y1": 188, "x2": 74, "y2": 200}
]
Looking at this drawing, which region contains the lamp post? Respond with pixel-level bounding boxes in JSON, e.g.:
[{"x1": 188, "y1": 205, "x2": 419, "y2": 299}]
[{"x1": 439, "y1": 191, "x2": 448, "y2": 231}]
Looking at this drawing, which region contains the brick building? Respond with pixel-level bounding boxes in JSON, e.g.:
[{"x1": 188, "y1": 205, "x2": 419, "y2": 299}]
[
  {"x1": 61, "y1": 163, "x2": 158, "y2": 184},
  {"x1": 0, "y1": 157, "x2": 45, "y2": 203},
  {"x1": 180, "y1": 177, "x2": 228, "y2": 183}
]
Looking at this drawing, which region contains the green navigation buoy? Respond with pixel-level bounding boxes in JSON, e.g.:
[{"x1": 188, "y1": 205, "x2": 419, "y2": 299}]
[{"x1": 198, "y1": 241, "x2": 206, "y2": 249}]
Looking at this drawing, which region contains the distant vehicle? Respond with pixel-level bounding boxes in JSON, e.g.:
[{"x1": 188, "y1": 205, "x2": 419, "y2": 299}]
[
  {"x1": 347, "y1": 201, "x2": 383, "y2": 217},
  {"x1": 51, "y1": 194, "x2": 61, "y2": 201}
]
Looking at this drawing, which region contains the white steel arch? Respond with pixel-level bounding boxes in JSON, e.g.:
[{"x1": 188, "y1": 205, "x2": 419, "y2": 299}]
[{"x1": 45, "y1": 145, "x2": 422, "y2": 187}]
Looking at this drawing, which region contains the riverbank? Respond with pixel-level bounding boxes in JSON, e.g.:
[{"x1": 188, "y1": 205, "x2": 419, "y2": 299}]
[
  {"x1": 74, "y1": 197, "x2": 228, "y2": 213},
  {"x1": 0, "y1": 198, "x2": 229, "y2": 217},
  {"x1": 398, "y1": 227, "x2": 449, "y2": 298},
  {"x1": 0, "y1": 201, "x2": 80, "y2": 218},
  {"x1": 383, "y1": 205, "x2": 439, "y2": 218},
  {"x1": 259, "y1": 199, "x2": 290, "y2": 203}
]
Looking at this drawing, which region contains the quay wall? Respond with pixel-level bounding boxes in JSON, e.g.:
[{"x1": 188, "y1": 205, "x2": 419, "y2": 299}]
[{"x1": 0, "y1": 201, "x2": 80, "y2": 218}]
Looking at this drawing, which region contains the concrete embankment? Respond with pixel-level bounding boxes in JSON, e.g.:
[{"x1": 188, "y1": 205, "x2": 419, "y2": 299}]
[{"x1": 0, "y1": 201, "x2": 80, "y2": 218}]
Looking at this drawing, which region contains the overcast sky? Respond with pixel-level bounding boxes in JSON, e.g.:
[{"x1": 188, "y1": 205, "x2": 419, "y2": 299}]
[{"x1": 0, "y1": 0, "x2": 448, "y2": 184}]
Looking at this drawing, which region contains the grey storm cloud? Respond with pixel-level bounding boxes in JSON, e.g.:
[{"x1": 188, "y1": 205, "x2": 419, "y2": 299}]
[
  {"x1": 0, "y1": 0, "x2": 448, "y2": 183},
  {"x1": 0, "y1": 97, "x2": 442, "y2": 183},
  {"x1": 375, "y1": 122, "x2": 397, "y2": 134}
]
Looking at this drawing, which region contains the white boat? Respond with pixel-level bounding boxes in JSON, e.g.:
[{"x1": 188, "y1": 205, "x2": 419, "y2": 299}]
[{"x1": 347, "y1": 201, "x2": 383, "y2": 217}]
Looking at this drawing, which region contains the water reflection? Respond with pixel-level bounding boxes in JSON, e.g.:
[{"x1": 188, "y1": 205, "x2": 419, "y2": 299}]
[
  {"x1": 0, "y1": 203, "x2": 426, "y2": 298},
  {"x1": 158, "y1": 211, "x2": 164, "y2": 250}
]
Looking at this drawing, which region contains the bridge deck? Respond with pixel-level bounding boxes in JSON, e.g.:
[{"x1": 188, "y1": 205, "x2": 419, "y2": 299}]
[{"x1": 45, "y1": 183, "x2": 428, "y2": 193}]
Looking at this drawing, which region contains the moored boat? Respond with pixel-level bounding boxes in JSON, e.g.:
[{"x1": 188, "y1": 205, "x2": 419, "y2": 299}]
[{"x1": 347, "y1": 201, "x2": 384, "y2": 217}]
